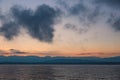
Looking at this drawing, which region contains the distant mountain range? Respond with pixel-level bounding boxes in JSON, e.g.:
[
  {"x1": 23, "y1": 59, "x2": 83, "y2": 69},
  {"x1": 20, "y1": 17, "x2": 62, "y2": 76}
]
[{"x1": 0, "y1": 56, "x2": 120, "y2": 64}]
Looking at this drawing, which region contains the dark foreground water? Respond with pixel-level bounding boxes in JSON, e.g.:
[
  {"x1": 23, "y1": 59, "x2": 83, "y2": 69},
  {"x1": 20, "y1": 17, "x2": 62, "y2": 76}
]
[{"x1": 0, "y1": 65, "x2": 119, "y2": 80}]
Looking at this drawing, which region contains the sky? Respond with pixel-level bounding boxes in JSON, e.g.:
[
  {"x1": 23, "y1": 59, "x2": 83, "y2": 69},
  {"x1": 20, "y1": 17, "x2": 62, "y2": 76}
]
[{"x1": 0, "y1": 0, "x2": 120, "y2": 57}]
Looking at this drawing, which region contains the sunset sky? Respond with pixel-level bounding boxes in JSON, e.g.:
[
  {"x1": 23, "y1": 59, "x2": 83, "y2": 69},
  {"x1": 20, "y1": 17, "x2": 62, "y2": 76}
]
[{"x1": 0, "y1": 0, "x2": 120, "y2": 57}]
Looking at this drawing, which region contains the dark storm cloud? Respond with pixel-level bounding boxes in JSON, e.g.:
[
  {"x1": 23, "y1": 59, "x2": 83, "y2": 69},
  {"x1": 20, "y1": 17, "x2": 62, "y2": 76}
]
[
  {"x1": 0, "y1": 8, "x2": 3, "y2": 19},
  {"x1": 60, "y1": 1, "x2": 101, "y2": 33},
  {"x1": 69, "y1": 3, "x2": 87, "y2": 15},
  {"x1": 69, "y1": 1, "x2": 102, "y2": 24},
  {"x1": 56, "y1": 0, "x2": 69, "y2": 10},
  {"x1": 56, "y1": 0, "x2": 87, "y2": 15},
  {"x1": 87, "y1": 6, "x2": 101, "y2": 23},
  {"x1": 62, "y1": 1, "x2": 101, "y2": 23},
  {"x1": 0, "y1": 4, "x2": 61, "y2": 42},
  {"x1": 95, "y1": 0, "x2": 120, "y2": 9},
  {"x1": 112, "y1": 19, "x2": 120, "y2": 31},
  {"x1": 0, "y1": 22, "x2": 20, "y2": 40},
  {"x1": 94, "y1": 0, "x2": 120, "y2": 31},
  {"x1": 61, "y1": 0, "x2": 120, "y2": 32}
]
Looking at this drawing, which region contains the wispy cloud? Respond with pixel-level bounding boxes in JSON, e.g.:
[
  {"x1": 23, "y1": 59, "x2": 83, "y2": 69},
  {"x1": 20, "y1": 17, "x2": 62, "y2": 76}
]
[
  {"x1": 9, "y1": 49, "x2": 27, "y2": 54},
  {"x1": 56, "y1": 0, "x2": 120, "y2": 32}
]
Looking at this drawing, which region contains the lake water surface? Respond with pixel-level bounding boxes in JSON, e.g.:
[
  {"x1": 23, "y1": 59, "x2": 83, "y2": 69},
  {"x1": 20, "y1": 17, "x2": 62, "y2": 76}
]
[{"x1": 0, "y1": 65, "x2": 119, "y2": 80}]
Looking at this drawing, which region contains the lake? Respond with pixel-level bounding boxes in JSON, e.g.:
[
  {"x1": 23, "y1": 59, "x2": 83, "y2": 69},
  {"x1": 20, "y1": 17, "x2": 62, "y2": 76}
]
[{"x1": 0, "y1": 65, "x2": 119, "y2": 80}]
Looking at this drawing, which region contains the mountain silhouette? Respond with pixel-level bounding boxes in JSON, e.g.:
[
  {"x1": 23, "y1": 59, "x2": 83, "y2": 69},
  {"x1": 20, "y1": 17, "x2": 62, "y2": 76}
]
[{"x1": 0, "y1": 56, "x2": 120, "y2": 64}]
